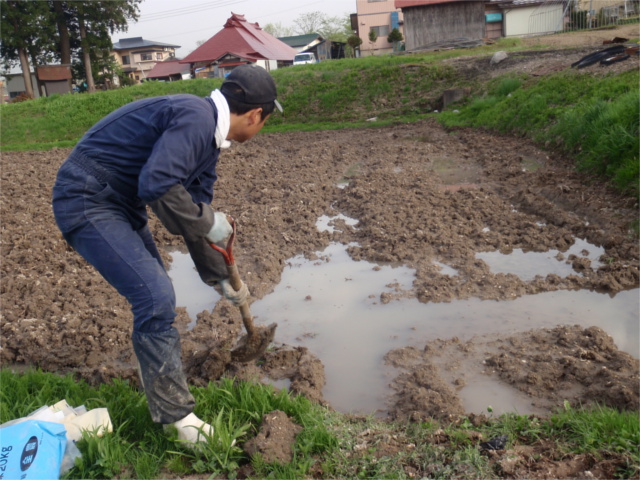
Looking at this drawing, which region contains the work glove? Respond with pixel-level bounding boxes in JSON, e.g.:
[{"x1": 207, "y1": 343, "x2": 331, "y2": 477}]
[
  {"x1": 205, "y1": 212, "x2": 233, "y2": 245},
  {"x1": 220, "y1": 279, "x2": 249, "y2": 306}
]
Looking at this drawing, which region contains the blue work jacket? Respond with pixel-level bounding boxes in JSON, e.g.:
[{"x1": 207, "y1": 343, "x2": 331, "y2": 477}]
[{"x1": 73, "y1": 94, "x2": 220, "y2": 205}]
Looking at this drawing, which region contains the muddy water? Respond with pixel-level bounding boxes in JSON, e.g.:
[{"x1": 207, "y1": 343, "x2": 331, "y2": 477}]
[{"x1": 168, "y1": 237, "x2": 639, "y2": 416}]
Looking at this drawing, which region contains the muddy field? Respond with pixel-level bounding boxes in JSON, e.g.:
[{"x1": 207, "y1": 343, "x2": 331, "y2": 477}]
[{"x1": 1, "y1": 29, "x2": 639, "y2": 476}]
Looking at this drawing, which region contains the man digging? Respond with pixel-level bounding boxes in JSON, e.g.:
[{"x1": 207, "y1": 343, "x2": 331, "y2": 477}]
[{"x1": 52, "y1": 65, "x2": 281, "y2": 447}]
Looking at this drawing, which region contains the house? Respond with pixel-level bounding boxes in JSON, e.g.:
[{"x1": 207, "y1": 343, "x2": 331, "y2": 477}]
[
  {"x1": 180, "y1": 13, "x2": 299, "y2": 78},
  {"x1": 146, "y1": 59, "x2": 191, "y2": 82},
  {"x1": 395, "y1": 0, "x2": 487, "y2": 51},
  {"x1": 112, "y1": 37, "x2": 180, "y2": 84},
  {"x1": 5, "y1": 71, "x2": 39, "y2": 99},
  {"x1": 355, "y1": 0, "x2": 405, "y2": 56},
  {"x1": 279, "y1": 33, "x2": 325, "y2": 52},
  {"x1": 279, "y1": 33, "x2": 347, "y2": 62},
  {"x1": 36, "y1": 64, "x2": 72, "y2": 96}
]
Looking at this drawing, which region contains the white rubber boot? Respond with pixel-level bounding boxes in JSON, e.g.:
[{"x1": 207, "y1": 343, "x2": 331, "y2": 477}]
[{"x1": 164, "y1": 412, "x2": 214, "y2": 446}]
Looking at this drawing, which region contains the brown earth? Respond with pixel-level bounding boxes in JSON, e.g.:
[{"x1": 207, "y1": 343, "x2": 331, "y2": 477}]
[{"x1": 1, "y1": 27, "x2": 639, "y2": 477}]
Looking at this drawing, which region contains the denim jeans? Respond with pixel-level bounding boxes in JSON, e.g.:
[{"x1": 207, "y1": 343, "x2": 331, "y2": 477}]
[
  {"x1": 52, "y1": 159, "x2": 176, "y2": 334},
  {"x1": 53, "y1": 157, "x2": 196, "y2": 423}
]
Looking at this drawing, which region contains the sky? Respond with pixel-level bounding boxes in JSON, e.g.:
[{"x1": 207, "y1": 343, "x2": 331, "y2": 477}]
[{"x1": 113, "y1": 0, "x2": 357, "y2": 57}]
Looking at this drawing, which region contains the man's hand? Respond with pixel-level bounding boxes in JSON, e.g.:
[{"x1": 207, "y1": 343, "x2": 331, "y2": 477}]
[
  {"x1": 205, "y1": 212, "x2": 233, "y2": 245},
  {"x1": 220, "y1": 279, "x2": 249, "y2": 306}
]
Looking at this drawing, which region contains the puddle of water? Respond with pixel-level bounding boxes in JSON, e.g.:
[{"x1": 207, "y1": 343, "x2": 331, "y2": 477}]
[
  {"x1": 477, "y1": 238, "x2": 605, "y2": 281},
  {"x1": 429, "y1": 155, "x2": 483, "y2": 186},
  {"x1": 316, "y1": 213, "x2": 359, "y2": 233},
  {"x1": 250, "y1": 243, "x2": 638, "y2": 416},
  {"x1": 434, "y1": 261, "x2": 459, "y2": 277},
  {"x1": 168, "y1": 243, "x2": 639, "y2": 417},
  {"x1": 167, "y1": 251, "x2": 219, "y2": 330}
]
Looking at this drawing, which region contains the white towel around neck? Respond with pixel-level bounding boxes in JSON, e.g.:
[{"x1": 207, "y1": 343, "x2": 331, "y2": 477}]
[{"x1": 210, "y1": 89, "x2": 231, "y2": 149}]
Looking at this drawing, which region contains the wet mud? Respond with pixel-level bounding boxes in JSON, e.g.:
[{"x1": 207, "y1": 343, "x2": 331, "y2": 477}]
[{"x1": 1, "y1": 40, "x2": 638, "y2": 427}]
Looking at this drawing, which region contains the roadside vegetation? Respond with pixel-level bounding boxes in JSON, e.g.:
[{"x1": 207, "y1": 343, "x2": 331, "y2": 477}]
[
  {"x1": 2, "y1": 37, "x2": 638, "y2": 194},
  {"x1": 2, "y1": 369, "x2": 638, "y2": 479}
]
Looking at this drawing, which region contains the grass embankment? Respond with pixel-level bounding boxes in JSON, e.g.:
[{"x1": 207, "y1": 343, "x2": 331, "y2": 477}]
[
  {"x1": 1, "y1": 37, "x2": 637, "y2": 193},
  {"x1": 2, "y1": 369, "x2": 638, "y2": 479}
]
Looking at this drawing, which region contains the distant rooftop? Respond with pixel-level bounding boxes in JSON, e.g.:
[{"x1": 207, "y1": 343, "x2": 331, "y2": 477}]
[
  {"x1": 113, "y1": 37, "x2": 180, "y2": 50},
  {"x1": 278, "y1": 33, "x2": 323, "y2": 48}
]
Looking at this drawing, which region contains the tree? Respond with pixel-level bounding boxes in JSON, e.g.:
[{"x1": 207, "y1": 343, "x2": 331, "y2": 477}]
[
  {"x1": 368, "y1": 28, "x2": 378, "y2": 53},
  {"x1": 66, "y1": 1, "x2": 140, "y2": 93},
  {"x1": 347, "y1": 34, "x2": 362, "y2": 57},
  {"x1": 318, "y1": 15, "x2": 347, "y2": 42},
  {"x1": 387, "y1": 27, "x2": 403, "y2": 52},
  {"x1": 1, "y1": 1, "x2": 57, "y2": 98},
  {"x1": 294, "y1": 11, "x2": 325, "y2": 35},
  {"x1": 263, "y1": 22, "x2": 294, "y2": 38}
]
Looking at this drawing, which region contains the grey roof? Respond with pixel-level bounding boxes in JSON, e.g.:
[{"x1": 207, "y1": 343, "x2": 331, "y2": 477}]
[{"x1": 113, "y1": 37, "x2": 180, "y2": 50}]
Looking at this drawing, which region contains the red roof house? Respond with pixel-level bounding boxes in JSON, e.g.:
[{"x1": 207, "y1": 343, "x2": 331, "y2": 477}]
[
  {"x1": 180, "y1": 13, "x2": 298, "y2": 77},
  {"x1": 146, "y1": 59, "x2": 191, "y2": 82}
]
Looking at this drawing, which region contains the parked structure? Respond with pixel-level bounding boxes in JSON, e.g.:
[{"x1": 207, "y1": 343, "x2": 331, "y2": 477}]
[
  {"x1": 279, "y1": 33, "x2": 347, "y2": 62},
  {"x1": 146, "y1": 59, "x2": 191, "y2": 82},
  {"x1": 180, "y1": 13, "x2": 298, "y2": 78},
  {"x1": 4, "y1": 72, "x2": 38, "y2": 100},
  {"x1": 112, "y1": 37, "x2": 180, "y2": 84},
  {"x1": 395, "y1": 0, "x2": 486, "y2": 51},
  {"x1": 36, "y1": 65, "x2": 72, "y2": 96},
  {"x1": 355, "y1": 0, "x2": 404, "y2": 56}
]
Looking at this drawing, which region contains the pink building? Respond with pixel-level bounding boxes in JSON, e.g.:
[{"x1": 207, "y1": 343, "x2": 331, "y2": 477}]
[{"x1": 355, "y1": 0, "x2": 405, "y2": 56}]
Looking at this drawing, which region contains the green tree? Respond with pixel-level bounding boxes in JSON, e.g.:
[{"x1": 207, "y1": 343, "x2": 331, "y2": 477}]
[
  {"x1": 66, "y1": 1, "x2": 140, "y2": 93},
  {"x1": 347, "y1": 34, "x2": 363, "y2": 57},
  {"x1": 263, "y1": 22, "x2": 295, "y2": 38},
  {"x1": 294, "y1": 11, "x2": 325, "y2": 35},
  {"x1": 368, "y1": 28, "x2": 378, "y2": 53},
  {"x1": 1, "y1": 0, "x2": 57, "y2": 98},
  {"x1": 387, "y1": 27, "x2": 403, "y2": 52}
]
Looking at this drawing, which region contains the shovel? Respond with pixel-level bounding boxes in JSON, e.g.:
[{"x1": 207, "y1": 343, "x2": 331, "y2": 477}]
[{"x1": 209, "y1": 216, "x2": 277, "y2": 362}]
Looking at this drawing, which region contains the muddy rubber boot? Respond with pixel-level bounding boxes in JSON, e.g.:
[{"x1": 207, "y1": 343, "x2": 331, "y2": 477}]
[{"x1": 132, "y1": 327, "x2": 195, "y2": 425}]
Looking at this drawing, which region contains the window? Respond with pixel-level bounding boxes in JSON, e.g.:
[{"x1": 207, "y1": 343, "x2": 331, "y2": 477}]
[
  {"x1": 370, "y1": 25, "x2": 390, "y2": 37},
  {"x1": 121, "y1": 55, "x2": 130, "y2": 65},
  {"x1": 156, "y1": 52, "x2": 163, "y2": 61},
  {"x1": 140, "y1": 53, "x2": 153, "y2": 61}
]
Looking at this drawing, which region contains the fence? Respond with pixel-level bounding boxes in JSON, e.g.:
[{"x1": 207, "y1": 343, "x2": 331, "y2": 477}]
[{"x1": 528, "y1": 0, "x2": 639, "y2": 36}]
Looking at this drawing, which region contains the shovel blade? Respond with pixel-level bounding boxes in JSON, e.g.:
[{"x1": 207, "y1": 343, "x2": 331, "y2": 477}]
[{"x1": 231, "y1": 323, "x2": 277, "y2": 363}]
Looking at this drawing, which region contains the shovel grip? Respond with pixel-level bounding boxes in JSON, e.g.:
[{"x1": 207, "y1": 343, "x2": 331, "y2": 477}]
[{"x1": 226, "y1": 263, "x2": 255, "y2": 336}]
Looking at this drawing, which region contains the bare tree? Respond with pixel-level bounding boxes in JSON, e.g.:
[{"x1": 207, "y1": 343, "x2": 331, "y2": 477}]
[
  {"x1": 294, "y1": 11, "x2": 325, "y2": 35},
  {"x1": 263, "y1": 22, "x2": 295, "y2": 38}
]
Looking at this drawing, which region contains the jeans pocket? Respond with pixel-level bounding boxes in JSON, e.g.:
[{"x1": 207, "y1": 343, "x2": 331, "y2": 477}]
[{"x1": 52, "y1": 177, "x2": 112, "y2": 234}]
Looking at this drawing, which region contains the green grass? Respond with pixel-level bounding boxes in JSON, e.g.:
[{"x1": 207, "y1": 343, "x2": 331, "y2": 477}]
[
  {"x1": 1, "y1": 36, "x2": 637, "y2": 190},
  {"x1": 0, "y1": 369, "x2": 337, "y2": 479},
  {"x1": 439, "y1": 69, "x2": 640, "y2": 195},
  {"x1": 2, "y1": 369, "x2": 638, "y2": 479}
]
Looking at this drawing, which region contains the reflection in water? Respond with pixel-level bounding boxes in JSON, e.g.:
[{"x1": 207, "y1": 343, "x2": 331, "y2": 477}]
[
  {"x1": 476, "y1": 238, "x2": 605, "y2": 281},
  {"x1": 168, "y1": 243, "x2": 639, "y2": 416}
]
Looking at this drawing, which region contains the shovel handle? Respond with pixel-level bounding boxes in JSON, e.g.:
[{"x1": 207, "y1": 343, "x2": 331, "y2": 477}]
[
  {"x1": 226, "y1": 263, "x2": 255, "y2": 336},
  {"x1": 208, "y1": 216, "x2": 257, "y2": 337}
]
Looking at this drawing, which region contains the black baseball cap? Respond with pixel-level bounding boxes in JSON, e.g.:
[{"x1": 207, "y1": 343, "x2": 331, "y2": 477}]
[{"x1": 221, "y1": 64, "x2": 283, "y2": 113}]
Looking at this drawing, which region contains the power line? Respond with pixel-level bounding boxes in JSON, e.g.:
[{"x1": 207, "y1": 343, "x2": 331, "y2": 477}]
[{"x1": 137, "y1": 0, "x2": 246, "y2": 23}]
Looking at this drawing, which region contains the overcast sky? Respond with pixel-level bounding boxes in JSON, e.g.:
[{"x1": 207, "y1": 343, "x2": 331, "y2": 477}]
[{"x1": 114, "y1": 0, "x2": 356, "y2": 57}]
